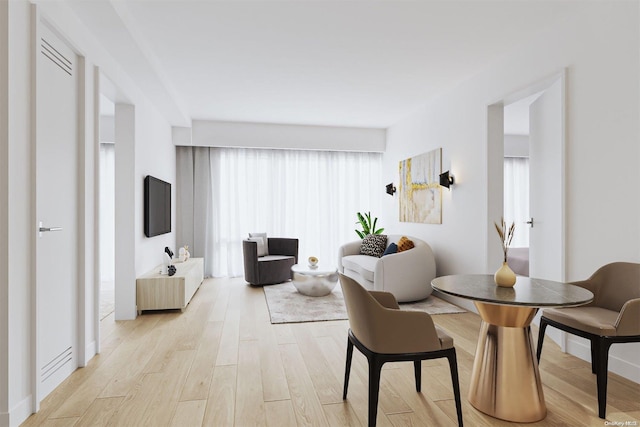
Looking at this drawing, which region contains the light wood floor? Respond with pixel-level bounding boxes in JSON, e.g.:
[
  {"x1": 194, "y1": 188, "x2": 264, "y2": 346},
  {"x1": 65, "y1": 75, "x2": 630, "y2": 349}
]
[{"x1": 22, "y1": 277, "x2": 640, "y2": 426}]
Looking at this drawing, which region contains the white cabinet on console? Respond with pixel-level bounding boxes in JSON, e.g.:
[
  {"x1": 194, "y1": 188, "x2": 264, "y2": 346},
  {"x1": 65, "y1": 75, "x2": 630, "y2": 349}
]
[{"x1": 136, "y1": 257, "x2": 204, "y2": 314}]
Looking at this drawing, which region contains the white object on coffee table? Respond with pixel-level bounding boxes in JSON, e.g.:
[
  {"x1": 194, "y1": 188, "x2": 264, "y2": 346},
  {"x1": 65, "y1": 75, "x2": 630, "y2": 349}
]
[{"x1": 291, "y1": 264, "x2": 339, "y2": 297}]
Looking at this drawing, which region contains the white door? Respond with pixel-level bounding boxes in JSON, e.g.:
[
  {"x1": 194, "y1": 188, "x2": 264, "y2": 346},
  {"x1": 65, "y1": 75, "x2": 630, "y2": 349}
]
[
  {"x1": 36, "y1": 23, "x2": 78, "y2": 400},
  {"x1": 528, "y1": 78, "x2": 565, "y2": 281}
]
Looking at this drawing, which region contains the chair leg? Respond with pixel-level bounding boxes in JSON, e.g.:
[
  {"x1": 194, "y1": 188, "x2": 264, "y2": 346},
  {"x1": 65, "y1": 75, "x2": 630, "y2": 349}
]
[
  {"x1": 343, "y1": 337, "x2": 354, "y2": 400},
  {"x1": 446, "y1": 349, "x2": 464, "y2": 427},
  {"x1": 590, "y1": 338, "x2": 598, "y2": 374},
  {"x1": 414, "y1": 360, "x2": 421, "y2": 392},
  {"x1": 536, "y1": 317, "x2": 549, "y2": 362},
  {"x1": 595, "y1": 338, "x2": 612, "y2": 419},
  {"x1": 367, "y1": 354, "x2": 383, "y2": 427}
]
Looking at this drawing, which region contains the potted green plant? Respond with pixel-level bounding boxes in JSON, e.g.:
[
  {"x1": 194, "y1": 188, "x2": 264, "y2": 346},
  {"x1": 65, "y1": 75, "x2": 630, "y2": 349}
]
[{"x1": 355, "y1": 211, "x2": 384, "y2": 239}]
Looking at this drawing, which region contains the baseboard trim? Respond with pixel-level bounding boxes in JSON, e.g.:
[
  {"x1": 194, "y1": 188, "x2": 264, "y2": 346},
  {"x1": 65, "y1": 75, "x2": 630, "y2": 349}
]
[
  {"x1": 6, "y1": 395, "x2": 32, "y2": 427},
  {"x1": 82, "y1": 340, "x2": 96, "y2": 367}
]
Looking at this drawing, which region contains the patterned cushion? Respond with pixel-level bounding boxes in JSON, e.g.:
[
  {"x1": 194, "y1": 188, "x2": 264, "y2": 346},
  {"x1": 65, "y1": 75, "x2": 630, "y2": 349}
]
[
  {"x1": 397, "y1": 236, "x2": 415, "y2": 252},
  {"x1": 360, "y1": 234, "x2": 388, "y2": 258}
]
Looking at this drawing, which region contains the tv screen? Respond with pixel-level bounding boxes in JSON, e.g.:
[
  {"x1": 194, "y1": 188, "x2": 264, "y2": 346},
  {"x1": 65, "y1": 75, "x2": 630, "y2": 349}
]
[{"x1": 144, "y1": 175, "x2": 171, "y2": 237}]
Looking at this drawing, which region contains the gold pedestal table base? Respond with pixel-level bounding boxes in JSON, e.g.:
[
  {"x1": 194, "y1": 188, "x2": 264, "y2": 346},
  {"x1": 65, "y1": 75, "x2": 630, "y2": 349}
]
[{"x1": 469, "y1": 302, "x2": 546, "y2": 422}]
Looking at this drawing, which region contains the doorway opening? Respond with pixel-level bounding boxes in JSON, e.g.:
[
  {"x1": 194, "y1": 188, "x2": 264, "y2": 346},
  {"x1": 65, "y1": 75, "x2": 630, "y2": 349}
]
[{"x1": 502, "y1": 92, "x2": 542, "y2": 277}]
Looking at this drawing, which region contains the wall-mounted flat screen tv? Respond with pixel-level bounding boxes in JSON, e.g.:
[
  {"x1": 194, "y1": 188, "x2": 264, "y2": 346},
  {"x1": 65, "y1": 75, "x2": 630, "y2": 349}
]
[{"x1": 144, "y1": 175, "x2": 171, "y2": 237}]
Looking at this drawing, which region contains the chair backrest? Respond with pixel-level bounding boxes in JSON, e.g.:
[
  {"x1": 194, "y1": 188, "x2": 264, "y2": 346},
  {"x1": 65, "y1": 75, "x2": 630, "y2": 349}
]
[
  {"x1": 340, "y1": 274, "x2": 383, "y2": 350},
  {"x1": 587, "y1": 262, "x2": 640, "y2": 312}
]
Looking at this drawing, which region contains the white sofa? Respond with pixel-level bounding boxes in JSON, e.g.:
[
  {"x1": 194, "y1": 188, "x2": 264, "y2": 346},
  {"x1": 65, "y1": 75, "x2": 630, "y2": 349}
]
[{"x1": 337, "y1": 234, "x2": 436, "y2": 302}]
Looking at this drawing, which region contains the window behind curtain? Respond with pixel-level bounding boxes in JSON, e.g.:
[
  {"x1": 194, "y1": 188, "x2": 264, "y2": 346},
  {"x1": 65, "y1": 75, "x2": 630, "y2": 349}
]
[{"x1": 179, "y1": 147, "x2": 383, "y2": 277}]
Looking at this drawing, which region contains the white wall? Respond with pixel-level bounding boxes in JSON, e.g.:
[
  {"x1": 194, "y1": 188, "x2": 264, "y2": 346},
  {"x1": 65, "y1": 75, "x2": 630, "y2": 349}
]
[
  {"x1": 135, "y1": 103, "x2": 175, "y2": 284},
  {"x1": 0, "y1": 1, "x2": 176, "y2": 424},
  {"x1": 382, "y1": 2, "x2": 639, "y2": 382},
  {"x1": 504, "y1": 134, "x2": 529, "y2": 157},
  {"x1": 190, "y1": 120, "x2": 386, "y2": 152}
]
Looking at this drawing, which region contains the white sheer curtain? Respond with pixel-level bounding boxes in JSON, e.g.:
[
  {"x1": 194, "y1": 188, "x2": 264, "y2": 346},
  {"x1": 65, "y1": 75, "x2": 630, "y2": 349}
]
[
  {"x1": 177, "y1": 147, "x2": 383, "y2": 278},
  {"x1": 504, "y1": 156, "x2": 529, "y2": 247},
  {"x1": 99, "y1": 143, "x2": 115, "y2": 281}
]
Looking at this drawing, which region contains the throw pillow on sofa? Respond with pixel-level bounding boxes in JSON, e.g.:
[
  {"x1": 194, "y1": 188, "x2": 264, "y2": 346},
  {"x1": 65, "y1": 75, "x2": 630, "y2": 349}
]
[
  {"x1": 360, "y1": 234, "x2": 388, "y2": 258},
  {"x1": 382, "y1": 242, "x2": 398, "y2": 256},
  {"x1": 397, "y1": 236, "x2": 415, "y2": 252}
]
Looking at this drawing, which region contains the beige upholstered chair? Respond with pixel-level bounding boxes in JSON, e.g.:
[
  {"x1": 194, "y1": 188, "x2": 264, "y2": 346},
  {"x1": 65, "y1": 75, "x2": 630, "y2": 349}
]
[
  {"x1": 339, "y1": 274, "x2": 463, "y2": 427},
  {"x1": 536, "y1": 262, "x2": 640, "y2": 418}
]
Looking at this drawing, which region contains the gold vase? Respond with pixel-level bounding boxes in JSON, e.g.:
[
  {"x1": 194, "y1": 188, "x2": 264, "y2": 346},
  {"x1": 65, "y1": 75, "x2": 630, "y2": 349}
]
[{"x1": 494, "y1": 261, "x2": 516, "y2": 287}]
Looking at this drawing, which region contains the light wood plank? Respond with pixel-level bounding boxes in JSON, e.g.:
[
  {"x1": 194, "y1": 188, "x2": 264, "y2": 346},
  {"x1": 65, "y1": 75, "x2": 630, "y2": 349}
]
[
  {"x1": 203, "y1": 365, "x2": 237, "y2": 426},
  {"x1": 169, "y1": 400, "x2": 207, "y2": 427},
  {"x1": 235, "y1": 340, "x2": 267, "y2": 426},
  {"x1": 75, "y1": 397, "x2": 123, "y2": 426},
  {"x1": 265, "y1": 399, "x2": 298, "y2": 427},
  {"x1": 280, "y1": 343, "x2": 331, "y2": 426},
  {"x1": 179, "y1": 321, "x2": 223, "y2": 401}
]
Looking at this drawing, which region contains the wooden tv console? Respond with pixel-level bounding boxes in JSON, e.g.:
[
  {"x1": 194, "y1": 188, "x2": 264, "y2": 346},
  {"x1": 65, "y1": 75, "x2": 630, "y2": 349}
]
[{"x1": 136, "y1": 257, "x2": 204, "y2": 314}]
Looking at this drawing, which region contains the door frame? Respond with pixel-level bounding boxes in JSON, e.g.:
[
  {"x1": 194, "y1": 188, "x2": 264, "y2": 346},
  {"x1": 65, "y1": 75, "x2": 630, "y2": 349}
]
[
  {"x1": 486, "y1": 70, "x2": 567, "y2": 281},
  {"x1": 30, "y1": 6, "x2": 88, "y2": 410}
]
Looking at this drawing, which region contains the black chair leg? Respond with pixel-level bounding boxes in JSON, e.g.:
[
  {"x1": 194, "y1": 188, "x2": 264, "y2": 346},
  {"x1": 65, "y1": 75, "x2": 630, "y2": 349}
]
[
  {"x1": 595, "y1": 338, "x2": 612, "y2": 419},
  {"x1": 343, "y1": 337, "x2": 354, "y2": 400},
  {"x1": 536, "y1": 317, "x2": 548, "y2": 362},
  {"x1": 590, "y1": 338, "x2": 598, "y2": 374},
  {"x1": 446, "y1": 349, "x2": 464, "y2": 427},
  {"x1": 367, "y1": 355, "x2": 383, "y2": 427},
  {"x1": 414, "y1": 360, "x2": 421, "y2": 392}
]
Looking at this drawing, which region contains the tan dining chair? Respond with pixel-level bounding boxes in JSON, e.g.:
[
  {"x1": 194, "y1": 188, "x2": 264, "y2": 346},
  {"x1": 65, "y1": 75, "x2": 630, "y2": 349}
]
[
  {"x1": 536, "y1": 262, "x2": 640, "y2": 418},
  {"x1": 339, "y1": 273, "x2": 463, "y2": 427}
]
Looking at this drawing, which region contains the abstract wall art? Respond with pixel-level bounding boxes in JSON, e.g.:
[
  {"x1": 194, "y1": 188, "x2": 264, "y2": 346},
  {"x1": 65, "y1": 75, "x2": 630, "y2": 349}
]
[{"x1": 398, "y1": 148, "x2": 442, "y2": 224}]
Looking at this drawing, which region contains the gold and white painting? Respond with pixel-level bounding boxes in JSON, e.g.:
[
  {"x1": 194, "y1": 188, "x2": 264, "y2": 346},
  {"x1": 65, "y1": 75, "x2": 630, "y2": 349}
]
[{"x1": 399, "y1": 148, "x2": 442, "y2": 224}]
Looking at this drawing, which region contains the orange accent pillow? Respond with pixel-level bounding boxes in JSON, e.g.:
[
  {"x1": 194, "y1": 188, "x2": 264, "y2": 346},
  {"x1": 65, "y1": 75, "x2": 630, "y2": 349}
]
[{"x1": 397, "y1": 236, "x2": 415, "y2": 252}]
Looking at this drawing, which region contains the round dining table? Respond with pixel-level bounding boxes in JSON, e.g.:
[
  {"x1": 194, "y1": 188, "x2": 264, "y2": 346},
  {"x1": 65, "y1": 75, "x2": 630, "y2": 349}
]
[{"x1": 431, "y1": 274, "x2": 593, "y2": 422}]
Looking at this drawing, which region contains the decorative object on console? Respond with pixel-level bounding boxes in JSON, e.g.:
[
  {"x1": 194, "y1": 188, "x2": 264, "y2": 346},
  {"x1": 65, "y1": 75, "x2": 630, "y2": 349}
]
[
  {"x1": 355, "y1": 211, "x2": 384, "y2": 239},
  {"x1": 164, "y1": 246, "x2": 174, "y2": 259},
  {"x1": 385, "y1": 183, "x2": 396, "y2": 196},
  {"x1": 439, "y1": 170, "x2": 455, "y2": 189},
  {"x1": 399, "y1": 148, "x2": 442, "y2": 224},
  {"x1": 167, "y1": 265, "x2": 176, "y2": 276},
  {"x1": 163, "y1": 246, "x2": 173, "y2": 274},
  {"x1": 308, "y1": 256, "x2": 318, "y2": 268},
  {"x1": 494, "y1": 217, "x2": 516, "y2": 287}
]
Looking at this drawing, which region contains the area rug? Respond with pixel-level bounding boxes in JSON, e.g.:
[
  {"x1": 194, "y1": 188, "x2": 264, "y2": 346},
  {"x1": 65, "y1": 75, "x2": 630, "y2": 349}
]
[{"x1": 263, "y1": 282, "x2": 465, "y2": 324}]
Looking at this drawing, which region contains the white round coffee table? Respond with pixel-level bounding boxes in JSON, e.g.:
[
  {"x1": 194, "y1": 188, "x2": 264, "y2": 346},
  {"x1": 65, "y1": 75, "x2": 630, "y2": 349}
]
[{"x1": 291, "y1": 264, "x2": 339, "y2": 297}]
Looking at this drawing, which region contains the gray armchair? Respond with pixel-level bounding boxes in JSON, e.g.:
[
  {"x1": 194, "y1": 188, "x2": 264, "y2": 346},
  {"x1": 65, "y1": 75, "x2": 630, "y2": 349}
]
[{"x1": 242, "y1": 237, "x2": 298, "y2": 285}]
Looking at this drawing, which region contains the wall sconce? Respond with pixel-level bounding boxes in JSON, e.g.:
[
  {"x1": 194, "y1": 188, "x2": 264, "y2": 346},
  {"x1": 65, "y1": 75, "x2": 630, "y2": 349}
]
[
  {"x1": 439, "y1": 170, "x2": 455, "y2": 189},
  {"x1": 386, "y1": 183, "x2": 396, "y2": 196}
]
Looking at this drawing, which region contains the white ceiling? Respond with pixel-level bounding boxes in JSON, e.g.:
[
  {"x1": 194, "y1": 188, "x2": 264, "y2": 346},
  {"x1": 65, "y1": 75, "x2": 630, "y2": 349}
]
[{"x1": 68, "y1": 1, "x2": 584, "y2": 129}]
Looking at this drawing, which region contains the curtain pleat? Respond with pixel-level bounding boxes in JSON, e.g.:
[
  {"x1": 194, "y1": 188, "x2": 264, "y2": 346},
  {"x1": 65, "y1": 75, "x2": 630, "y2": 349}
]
[{"x1": 504, "y1": 157, "x2": 530, "y2": 247}]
